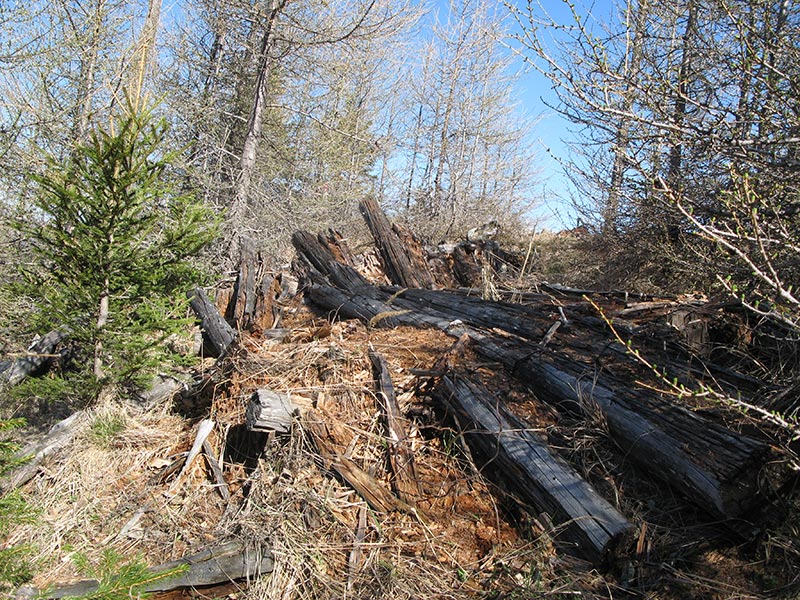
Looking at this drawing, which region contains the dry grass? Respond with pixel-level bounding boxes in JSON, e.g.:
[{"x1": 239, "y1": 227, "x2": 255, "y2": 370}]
[
  {"x1": 7, "y1": 294, "x2": 799, "y2": 599},
  {"x1": 5, "y1": 316, "x2": 591, "y2": 599}
]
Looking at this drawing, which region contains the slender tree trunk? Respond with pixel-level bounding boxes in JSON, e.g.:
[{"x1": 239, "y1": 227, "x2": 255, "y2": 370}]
[
  {"x1": 667, "y1": 0, "x2": 696, "y2": 189},
  {"x1": 759, "y1": 0, "x2": 789, "y2": 145},
  {"x1": 72, "y1": 0, "x2": 107, "y2": 144},
  {"x1": 129, "y1": 0, "x2": 162, "y2": 110},
  {"x1": 94, "y1": 276, "x2": 110, "y2": 379},
  {"x1": 228, "y1": 0, "x2": 286, "y2": 261},
  {"x1": 605, "y1": 0, "x2": 648, "y2": 236},
  {"x1": 405, "y1": 104, "x2": 424, "y2": 210}
]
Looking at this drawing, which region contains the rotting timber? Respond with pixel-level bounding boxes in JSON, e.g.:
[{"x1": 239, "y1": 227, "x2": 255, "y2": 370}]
[
  {"x1": 429, "y1": 335, "x2": 633, "y2": 565},
  {"x1": 291, "y1": 212, "x2": 783, "y2": 563}
]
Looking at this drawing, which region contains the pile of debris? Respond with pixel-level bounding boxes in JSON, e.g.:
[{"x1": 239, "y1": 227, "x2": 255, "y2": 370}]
[{"x1": 4, "y1": 197, "x2": 799, "y2": 599}]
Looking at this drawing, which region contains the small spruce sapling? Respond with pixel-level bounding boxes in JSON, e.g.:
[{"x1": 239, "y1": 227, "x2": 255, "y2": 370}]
[{"x1": 15, "y1": 102, "x2": 218, "y2": 397}]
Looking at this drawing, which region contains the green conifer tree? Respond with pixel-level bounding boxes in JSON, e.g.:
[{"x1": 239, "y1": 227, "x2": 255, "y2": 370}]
[{"x1": 15, "y1": 102, "x2": 218, "y2": 396}]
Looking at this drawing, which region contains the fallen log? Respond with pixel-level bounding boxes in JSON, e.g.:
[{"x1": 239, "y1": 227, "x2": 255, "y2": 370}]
[
  {"x1": 0, "y1": 411, "x2": 89, "y2": 494},
  {"x1": 430, "y1": 337, "x2": 633, "y2": 565},
  {"x1": 540, "y1": 282, "x2": 675, "y2": 302},
  {"x1": 188, "y1": 288, "x2": 237, "y2": 357},
  {"x1": 368, "y1": 347, "x2": 421, "y2": 504},
  {"x1": 292, "y1": 232, "x2": 371, "y2": 292},
  {"x1": 4, "y1": 329, "x2": 68, "y2": 386},
  {"x1": 302, "y1": 279, "x2": 773, "y2": 520},
  {"x1": 14, "y1": 540, "x2": 273, "y2": 599}
]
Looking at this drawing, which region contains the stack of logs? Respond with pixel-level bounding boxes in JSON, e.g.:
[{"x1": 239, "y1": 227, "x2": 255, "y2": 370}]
[
  {"x1": 5, "y1": 195, "x2": 790, "y2": 594},
  {"x1": 285, "y1": 196, "x2": 786, "y2": 565}
]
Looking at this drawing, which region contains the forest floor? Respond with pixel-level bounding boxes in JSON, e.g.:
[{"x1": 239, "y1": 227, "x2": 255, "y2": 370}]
[{"x1": 6, "y1": 283, "x2": 800, "y2": 600}]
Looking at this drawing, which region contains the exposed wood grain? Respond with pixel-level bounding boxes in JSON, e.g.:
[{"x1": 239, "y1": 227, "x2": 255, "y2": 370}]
[
  {"x1": 359, "y1": 197, "x2": 435, "y2": 289},
  {"x1": 431, "y1": 339, "x2": 633, "y2": 564},
  {"x1": 302, "y1": 279, "x2": 772, "y2": 520},
  {"x1": 368, "y1": 347, "x2": 421, "y2": 504}
]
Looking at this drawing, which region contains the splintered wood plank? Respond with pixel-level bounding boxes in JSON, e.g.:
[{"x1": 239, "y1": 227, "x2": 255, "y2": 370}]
[
  {"x1": 358, "y1": 197, "x2": 435, "y2": 289},
  {"x1": 304, "y1": 409, "x2": 413, "y2": 514},
  {"x1": 228, "y1": 237, "x2": 280, "y2": 334},
  {"x1": 368, "y1": 347, "x2": 421, "y2": 504}
]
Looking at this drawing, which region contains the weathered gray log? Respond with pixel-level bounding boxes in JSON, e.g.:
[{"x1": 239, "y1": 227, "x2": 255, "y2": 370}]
[
  {"x1": 540, "y1": 282, "x2": 674, "y2": 301},
  {"x1": 302, "y1": 280, "x2": 773, "y2": 520},
  {"x1": 460, "y1": 330, "x2": 771, "y2": 519},
  {"x1": 431, "y1": 345, "x2": 633, "y2": 565},
  {"x1": 368, "y1": 347, "x2": 421, "y2": 504},
  {"x1": 133, "y1": 373, "x2": 188, "y2": 405},
  {"x1": 14, "y1": 540, "x2": 273, "y2": 599},
  {"x1": 292, "y1": 231, "x2": 370, "y2": 291},
  {"x1": 358, "y1": 197, "x2": 435, "y2": 289},
  {"x1": 4, "y1": 329, "x2": 68, "y2": 386},
  {"x1": 228, "y1": 237, "x2": 279, "y2": 333},
  {"x1": 0, "y1": 411, "x2": 89, "y2": 494},
  {"x1": 246, "y1": 390, "x2": 297, "y2": 434},
  {"x1": 188, "y1": 288, "x2": 237, "y2": 357}
]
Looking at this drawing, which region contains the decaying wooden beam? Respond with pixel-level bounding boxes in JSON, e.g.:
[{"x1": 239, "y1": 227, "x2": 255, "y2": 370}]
[
  {"x1": 228, "y1": 237, "x2": 281, "y2": 334},
  {"x1": 304, "y1": 409, "x2": 413, "y2": 514},
  {"x1": 301, "y1": 278, "x2": 774, "y2": 521},
  {"x1": 368, "y1": 347, "x2": 421, "y2": 504},
  {"x1": 188, "y1": 287, "x2": 237, "y2": 357},
  {"x1": 0, "y1": 411, "x2": 89, "y2": 494},
  {"x1": 358, "y1": 197, "x2": 435, "y2": 289},
  {"x1": 246, "y1": 389, "x2": 299, "y2": 434},
  {"x1": 430, "y1": 337, "x2": 633, "y2": 565},
  {"x1": 463, "y1": 329, "x2": 772, "y2": 520},
  {"x1": 4, "y1": 329, "x2": 68, "y2": 386},
  {"x1": 318, "y1": 229, "x2": 358, "y2": 267},
  {"x1": 292, "y1": 232, "x2": 371, "y2": 291},
  {"x1": 15, "y1": 540, "x2": 273, "y2": 599}
]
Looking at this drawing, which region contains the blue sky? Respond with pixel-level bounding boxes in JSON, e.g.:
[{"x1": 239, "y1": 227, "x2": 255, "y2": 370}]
[{"x1": 501, "y1": 0, "x2": 616, "y2": 229}]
